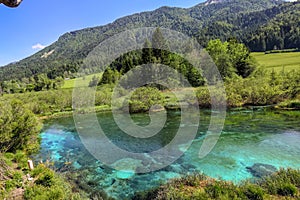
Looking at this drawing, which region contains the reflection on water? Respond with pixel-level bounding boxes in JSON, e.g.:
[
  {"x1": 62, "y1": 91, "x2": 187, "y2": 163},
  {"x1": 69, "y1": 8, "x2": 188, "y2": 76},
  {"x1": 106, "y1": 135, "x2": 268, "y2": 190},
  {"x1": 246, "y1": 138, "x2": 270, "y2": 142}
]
[{"x1": 35, "y1": 109, "x2": 300, "y2": 199}]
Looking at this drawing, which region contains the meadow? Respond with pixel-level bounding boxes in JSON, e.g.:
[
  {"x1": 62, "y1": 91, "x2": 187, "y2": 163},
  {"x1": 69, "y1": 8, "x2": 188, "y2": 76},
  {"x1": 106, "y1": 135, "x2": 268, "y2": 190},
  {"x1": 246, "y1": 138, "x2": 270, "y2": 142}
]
[
  {"x1": 252, "y1": 52, "x2": 300, "y2": 72},
  {"x1": 61, "y1": 73, "x2": 102, "y2": 89}
]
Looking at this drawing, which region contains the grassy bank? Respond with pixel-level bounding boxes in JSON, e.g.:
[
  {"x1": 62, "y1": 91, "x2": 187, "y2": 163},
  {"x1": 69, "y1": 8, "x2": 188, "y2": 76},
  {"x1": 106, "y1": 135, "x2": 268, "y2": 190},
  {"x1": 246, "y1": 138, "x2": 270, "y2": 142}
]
[
  {"x1": 0, "y1": 152, "x2": 87, "y2": 200},
  {"x1": 1, "y1": 81, "x2": 299, "y2": 122},
  {"x1": 135, "y1": 169, "x2": 300, "y2": 200}
]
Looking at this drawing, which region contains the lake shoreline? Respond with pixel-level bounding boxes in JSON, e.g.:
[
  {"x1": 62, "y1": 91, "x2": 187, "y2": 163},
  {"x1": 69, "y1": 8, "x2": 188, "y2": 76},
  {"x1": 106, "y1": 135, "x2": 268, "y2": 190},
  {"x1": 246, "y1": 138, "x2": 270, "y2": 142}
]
[{"x1": 38, "y1": 102, "x2": 299, "y2": 120}]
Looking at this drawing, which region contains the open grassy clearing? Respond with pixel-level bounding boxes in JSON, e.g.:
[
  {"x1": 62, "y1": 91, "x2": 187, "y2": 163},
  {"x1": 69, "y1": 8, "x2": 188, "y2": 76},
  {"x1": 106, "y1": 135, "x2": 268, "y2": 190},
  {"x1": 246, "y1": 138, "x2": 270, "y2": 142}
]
[
  {"x1": 61, "y1": 73, "x2": 103, "y2": 89},
  {"x1": 252, "y1": 52, "x2": 300, "y2": 72}
]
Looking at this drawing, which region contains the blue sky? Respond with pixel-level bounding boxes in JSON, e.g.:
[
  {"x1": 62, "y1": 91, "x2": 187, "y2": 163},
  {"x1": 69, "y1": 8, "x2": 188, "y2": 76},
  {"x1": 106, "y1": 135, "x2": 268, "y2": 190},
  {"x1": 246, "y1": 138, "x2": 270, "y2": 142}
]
[{"x1": 0, "y1": 0, "x2": 205, "y2": 66}]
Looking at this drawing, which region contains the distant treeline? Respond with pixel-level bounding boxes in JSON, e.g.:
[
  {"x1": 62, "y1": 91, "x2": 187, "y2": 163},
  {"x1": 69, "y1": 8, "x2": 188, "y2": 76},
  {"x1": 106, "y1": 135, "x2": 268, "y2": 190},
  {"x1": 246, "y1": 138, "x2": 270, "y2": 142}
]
[{"x1": 0, "y1": 74, "x2": 64, "y2": 95}]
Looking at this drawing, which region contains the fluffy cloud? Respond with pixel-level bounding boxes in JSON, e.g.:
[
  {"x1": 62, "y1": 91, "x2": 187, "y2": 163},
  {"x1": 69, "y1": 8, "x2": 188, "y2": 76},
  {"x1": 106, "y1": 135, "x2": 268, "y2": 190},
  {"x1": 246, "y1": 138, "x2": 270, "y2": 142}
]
[{"x1": 32, "y1": 43, "x2": 46, "y2": 50}]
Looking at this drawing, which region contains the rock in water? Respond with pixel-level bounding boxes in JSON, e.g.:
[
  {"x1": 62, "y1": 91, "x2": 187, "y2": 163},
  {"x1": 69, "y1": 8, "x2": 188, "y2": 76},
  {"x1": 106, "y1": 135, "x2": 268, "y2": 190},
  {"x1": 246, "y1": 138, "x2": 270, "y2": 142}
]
[{"x1": 246, "y1": 163, "x2": 277, "y2": 178}]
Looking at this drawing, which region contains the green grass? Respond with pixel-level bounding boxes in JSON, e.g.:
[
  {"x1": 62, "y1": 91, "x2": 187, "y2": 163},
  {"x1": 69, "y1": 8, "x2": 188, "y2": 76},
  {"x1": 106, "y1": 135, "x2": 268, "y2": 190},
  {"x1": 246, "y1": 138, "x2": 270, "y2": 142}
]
[
  {"x1": 252, "y1": 52, "x2": 300, "y2": 72},
  {"x1": 61, "y1": 73, "x2": 102, "y2": 89}
]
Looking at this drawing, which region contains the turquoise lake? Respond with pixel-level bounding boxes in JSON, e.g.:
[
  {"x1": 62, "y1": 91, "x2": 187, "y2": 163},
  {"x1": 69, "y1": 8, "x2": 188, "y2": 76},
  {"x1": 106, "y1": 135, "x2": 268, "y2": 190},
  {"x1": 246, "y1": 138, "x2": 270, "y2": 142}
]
[{"x1": 35, "y1": 109, "x2": 300, "y2": 199}]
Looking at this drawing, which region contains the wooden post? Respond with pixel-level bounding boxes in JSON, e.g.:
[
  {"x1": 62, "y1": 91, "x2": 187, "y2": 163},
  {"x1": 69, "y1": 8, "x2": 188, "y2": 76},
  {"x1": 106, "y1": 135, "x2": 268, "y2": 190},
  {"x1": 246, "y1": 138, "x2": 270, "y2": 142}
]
[{"x1": 27, "y1": 160, "x2": 34, "y2": 170}]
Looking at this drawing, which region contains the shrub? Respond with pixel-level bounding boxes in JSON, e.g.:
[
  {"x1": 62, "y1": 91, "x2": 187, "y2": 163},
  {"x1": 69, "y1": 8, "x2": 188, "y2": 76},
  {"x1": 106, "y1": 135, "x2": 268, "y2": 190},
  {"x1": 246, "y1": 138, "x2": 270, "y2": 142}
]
[
  {"x1": 35, "y1": 170, "x2": 55, "y2": 187},
  {"x1": 277, "y1": 183, "x2": 297, "y2": 197},
  {"x1": 242, "y1": 183, "x2": 265, "y2": 200},
  {"x1": 196, "y1": 87, "x2": 211, "y2": 108},
  {"x1": 128, "y1": 87, "x2": 164, "y2": 113},
  {"x1": 25, "y1": 164, "x2": 87, "y2": 200},
  {"x1": 12, "y1": 172, "x2": 23, "y2": 188},
  {"x1": 205, "y1": 181, "x2": 240, "y2": 199},
  {"x1": 139, "y1": 169, "x2": 300, "y2": 200},
  {"x1": 0, "y1": 100, "x2": 42, "y2": 153}
]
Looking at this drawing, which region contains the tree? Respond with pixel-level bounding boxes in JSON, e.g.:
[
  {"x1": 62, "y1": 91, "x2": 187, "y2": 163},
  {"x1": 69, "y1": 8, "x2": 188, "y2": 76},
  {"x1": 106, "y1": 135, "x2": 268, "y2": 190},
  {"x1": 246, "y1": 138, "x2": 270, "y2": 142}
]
[
  {"x1": 128, "y1": 87, "x2": 164, "y2": 113},
  {"x1": 151, "y1": 28, "x2": 169, "y2": 63},
  {"x1": 206, "y1": 39, "x2": 235, "y2": 79},
  {"x1": 0, "y1": 100, "x2": 41, "y2": 153},
  {"x1": 100, "y1": 68, "x2": 121, "y2": 85},
  {"x1": 227, "y1": 39, "x2": 256, "y2": 78},
  {"x1": 142, "y1": 39, "x2": 153, "y2": 63},
  {"x1": 89, "y1": 75, "x2": 99, "y2": 87},
  {"x1": 206, "y1": 39, "x2": 256, "y2": 79}
]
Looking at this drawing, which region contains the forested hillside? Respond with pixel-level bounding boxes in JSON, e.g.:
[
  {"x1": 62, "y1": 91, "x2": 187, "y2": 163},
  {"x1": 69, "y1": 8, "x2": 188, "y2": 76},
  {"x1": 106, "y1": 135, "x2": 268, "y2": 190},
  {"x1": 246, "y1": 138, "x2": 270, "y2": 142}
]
[{"x1": 0, "y1": 0, "x2": 299, "y2": 81}]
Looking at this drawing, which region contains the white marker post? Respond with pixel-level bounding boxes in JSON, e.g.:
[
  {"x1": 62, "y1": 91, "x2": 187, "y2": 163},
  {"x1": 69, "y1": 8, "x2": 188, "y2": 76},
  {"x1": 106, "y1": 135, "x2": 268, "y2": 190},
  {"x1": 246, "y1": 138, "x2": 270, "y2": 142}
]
[{"x1": 27, "y1": 160, "x2": 34, "y2": 170}]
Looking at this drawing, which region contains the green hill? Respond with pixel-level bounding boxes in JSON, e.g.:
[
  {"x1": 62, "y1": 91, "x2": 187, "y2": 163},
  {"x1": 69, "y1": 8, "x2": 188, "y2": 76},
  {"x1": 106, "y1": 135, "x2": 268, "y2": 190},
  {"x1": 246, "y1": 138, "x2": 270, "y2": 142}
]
[{"x1": 0, "y1": 0, "x2": 299, "y2": 81}]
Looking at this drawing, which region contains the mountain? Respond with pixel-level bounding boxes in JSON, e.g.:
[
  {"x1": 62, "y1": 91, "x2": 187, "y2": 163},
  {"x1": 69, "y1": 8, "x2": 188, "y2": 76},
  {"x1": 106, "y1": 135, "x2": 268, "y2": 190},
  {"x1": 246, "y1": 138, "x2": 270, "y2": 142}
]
[{"x1": 1, "y1": 0, "x2": 299, "y2": 81}]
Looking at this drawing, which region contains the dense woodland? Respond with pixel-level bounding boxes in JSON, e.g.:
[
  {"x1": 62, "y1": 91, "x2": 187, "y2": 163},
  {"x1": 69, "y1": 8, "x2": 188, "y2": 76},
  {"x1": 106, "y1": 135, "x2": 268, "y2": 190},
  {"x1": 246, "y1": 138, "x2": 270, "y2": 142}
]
[{"x1": 0, "y1": 0, "x2": 299, "y2": 81}]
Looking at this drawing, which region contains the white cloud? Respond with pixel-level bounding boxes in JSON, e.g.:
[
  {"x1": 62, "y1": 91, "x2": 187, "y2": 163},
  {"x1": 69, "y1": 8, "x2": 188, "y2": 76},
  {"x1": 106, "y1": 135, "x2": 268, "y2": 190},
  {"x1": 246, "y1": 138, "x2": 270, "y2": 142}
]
[{"x1": 32, "y1": 43, "x2": 46, "y2": 50}]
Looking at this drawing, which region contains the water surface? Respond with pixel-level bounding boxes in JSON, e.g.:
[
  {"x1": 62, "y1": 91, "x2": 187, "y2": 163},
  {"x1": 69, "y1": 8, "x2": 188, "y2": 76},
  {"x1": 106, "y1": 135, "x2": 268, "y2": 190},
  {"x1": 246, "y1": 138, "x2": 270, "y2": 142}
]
[{"x1": 36, "y1": 109, "x2": 300, "y2": 199}]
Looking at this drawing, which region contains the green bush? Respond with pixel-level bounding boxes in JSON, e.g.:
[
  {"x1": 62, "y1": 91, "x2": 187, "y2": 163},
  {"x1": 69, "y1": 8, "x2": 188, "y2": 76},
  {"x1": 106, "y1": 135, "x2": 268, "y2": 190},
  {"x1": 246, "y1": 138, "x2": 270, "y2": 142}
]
[
  {"x1": 35, "y1": 170, "x2": 55, "y2": 187},
  {"x1": 4, "y1": 180, "x2": 15, "y2": 191},
  {"x1": 4, "y1": 172, "x2": 23, "y2": 191},
  {"x1": 31, "y1": 165, "x2": 55, "y2": 187},
  {"x1": 0, "y1": 100, "x2": 42, "y2": 153},
  {"x1": 25, "y1": 164, "x2": 87, "y2": 200},
  {"x1": 14, "y1": 151, "x2": 28, "y2": 169},
  {"x1": 140, "y1": 169, "x2": 300, "y2": 200},
  {"x1": 261, "y1": 168, "x2": 300, "y2": 196},
  {"x1": 12, "y1": 172, "x2": 23, "y2": 188},
  {"x1": 205, "y1": 181, "x2": 241, "y2": 199},
  {"x1": 277, "y1": 183, "x2": 297, "y2": 197},
  {"x1": 128, "y1": 87, "x2": 164, "y2": 113},
  {"x1": 242, "y1": 183, "x2": 265, "y2": 200}
]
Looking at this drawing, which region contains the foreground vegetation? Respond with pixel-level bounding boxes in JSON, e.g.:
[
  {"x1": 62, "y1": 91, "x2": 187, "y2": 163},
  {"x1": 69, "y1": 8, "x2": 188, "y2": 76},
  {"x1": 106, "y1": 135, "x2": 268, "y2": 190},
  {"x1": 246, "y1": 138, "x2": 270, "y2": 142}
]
[
  {"x1": 0, "y1": 100, "x2": 88, "y2": 199},
  {"x1": 134, "y1": 169, "x2": 300, "y2": 200},
  {"x1": 0, "y1": 153, "x2": 87, "y2": 200}
]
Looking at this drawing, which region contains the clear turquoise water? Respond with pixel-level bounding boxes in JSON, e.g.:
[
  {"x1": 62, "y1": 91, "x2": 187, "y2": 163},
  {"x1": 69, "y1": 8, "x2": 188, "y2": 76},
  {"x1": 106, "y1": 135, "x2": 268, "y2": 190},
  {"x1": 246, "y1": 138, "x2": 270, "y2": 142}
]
[{"x1": 35, "y1": 109, "x2": 300, "y2": 199}]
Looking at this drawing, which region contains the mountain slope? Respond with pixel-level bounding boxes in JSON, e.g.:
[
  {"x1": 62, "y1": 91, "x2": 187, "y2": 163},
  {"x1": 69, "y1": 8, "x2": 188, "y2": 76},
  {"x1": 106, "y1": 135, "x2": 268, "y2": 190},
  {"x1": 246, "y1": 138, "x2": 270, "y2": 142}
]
[{"x1": 1, "y1": 0, "x2": 299, "y2": 81}]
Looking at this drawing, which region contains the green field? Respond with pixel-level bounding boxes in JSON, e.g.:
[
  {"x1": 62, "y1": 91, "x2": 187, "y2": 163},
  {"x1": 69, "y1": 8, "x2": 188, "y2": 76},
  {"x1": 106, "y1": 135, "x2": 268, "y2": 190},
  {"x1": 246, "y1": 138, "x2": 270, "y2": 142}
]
[
  {"x1": 252, "y1": 52, "x2": 300, "y2": 72},
  {"x1": 62, "y1": 73, "x2": 102, "y2": 89}
]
